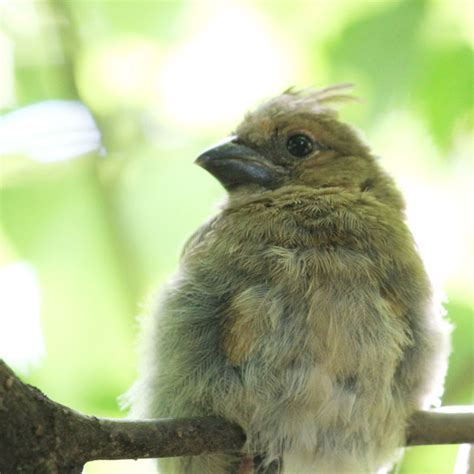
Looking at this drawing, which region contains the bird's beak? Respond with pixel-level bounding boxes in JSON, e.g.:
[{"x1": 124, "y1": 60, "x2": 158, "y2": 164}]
[{"x1": 195, "y1": 136, "x2": 285, "y2": 190}]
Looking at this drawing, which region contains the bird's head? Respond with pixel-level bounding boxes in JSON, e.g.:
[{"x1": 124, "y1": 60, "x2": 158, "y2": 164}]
[{"x1": 196, "y1": 84, "x2": 400, "y2": 205}]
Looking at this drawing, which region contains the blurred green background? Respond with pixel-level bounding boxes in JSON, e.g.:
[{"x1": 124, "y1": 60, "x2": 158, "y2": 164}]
[{"x1": 0, "y1": 0, "x2": 472, "y2": 473}]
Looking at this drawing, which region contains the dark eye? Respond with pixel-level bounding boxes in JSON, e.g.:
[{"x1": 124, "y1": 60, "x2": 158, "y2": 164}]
[{"x1": 286, "y1": 134, "x2": 314, "y2": 157}]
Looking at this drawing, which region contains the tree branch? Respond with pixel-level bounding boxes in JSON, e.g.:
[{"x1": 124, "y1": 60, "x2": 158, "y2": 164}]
[
  {"x1": 1, "y1": 359, "x2": 473, "y2": 473},
  {"x1": 407, "y1": 410, "x2": 474, "y2": 446}
]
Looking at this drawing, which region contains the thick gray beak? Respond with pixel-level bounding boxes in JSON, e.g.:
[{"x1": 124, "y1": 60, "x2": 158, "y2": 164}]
[{"x1": 195, "y1": 137, "x2": 285, "y2": 190}]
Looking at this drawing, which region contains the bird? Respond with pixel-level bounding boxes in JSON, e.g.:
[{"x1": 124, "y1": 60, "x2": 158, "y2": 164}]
[{"x1": 126, "y1": 84, "x2": 450, "y2": 473}]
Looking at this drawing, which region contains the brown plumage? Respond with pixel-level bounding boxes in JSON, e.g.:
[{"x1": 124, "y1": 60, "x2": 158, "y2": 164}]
[{"x1": 127, "y1": 84, "x2": 450, "y2": 473}]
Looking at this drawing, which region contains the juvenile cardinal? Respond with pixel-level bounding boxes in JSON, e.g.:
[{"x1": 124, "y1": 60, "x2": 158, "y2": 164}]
[{"x1": 127, "y1": 85, "x2": 450, "y2": 473}]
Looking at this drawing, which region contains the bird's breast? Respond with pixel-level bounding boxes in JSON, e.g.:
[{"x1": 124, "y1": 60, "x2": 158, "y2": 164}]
[{"x1": 184, "y1": 193, "x2": 415, "y2": 402}]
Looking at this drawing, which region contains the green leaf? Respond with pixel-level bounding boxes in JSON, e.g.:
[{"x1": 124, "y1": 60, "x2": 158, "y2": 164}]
[
  {"x1": 413, "y1": 43, "x2": 474, "y2": 150},
  {"x1": 323, "y1": 0, "x2": 428, "y2": 124}
]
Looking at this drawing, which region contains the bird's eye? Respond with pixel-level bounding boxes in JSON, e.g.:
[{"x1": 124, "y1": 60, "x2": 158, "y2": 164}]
[{"x1": 286, "y1": 134, "x2": 314, "y2": 157}]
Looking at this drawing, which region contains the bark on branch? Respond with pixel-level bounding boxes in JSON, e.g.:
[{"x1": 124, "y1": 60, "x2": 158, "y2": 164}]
[{"x1": 1, "y1": 359, "x2": 473, "y2": 473}]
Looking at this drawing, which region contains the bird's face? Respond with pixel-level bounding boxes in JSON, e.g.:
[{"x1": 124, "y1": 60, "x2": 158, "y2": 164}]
[{"x1": 195, "y1": 85, "x2": 381, "y2": 195}]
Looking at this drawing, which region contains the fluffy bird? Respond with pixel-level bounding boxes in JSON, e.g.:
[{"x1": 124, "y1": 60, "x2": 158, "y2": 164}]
[{"x1": 128, "y1": 85, "x2": 450, "y2": 473}]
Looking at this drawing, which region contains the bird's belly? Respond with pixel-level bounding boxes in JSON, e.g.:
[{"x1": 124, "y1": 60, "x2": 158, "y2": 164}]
[
  {"x1": 220, "y1": 283, "x2": 409, "y2": 464},
  {"x1": 236, "y1": 358, "x2": 404, "y2": 472}
]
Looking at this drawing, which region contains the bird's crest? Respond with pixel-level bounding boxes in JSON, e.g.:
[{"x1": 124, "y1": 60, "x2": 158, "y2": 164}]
[{"x1": 256, "y1": 83, "x2": 360, "y2": 119}]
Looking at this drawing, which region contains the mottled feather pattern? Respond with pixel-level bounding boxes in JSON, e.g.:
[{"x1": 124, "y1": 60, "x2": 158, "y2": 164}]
[{"x1": 126, "y1": 86, "x2": 450, "y2": 473}]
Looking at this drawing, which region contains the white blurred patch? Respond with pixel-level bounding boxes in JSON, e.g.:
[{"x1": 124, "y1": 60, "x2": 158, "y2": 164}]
[
  {"x1": 436, "y1": 406, "x2": 474, "y2": 414},
  {"x1": 157, "y1": 4, "x2": 297, "y2": 128},
  {"x1": 83, "y1": 459, "x2": 156, "y2": 474},
  {"x1": 454, "y1": 444, "x2": 472, "y2": 474},
  {"x1": 0, "y1": 262, "x2": 44, "y2": 373},
  {"x1": 0, "y1": 100, "x2": 103, "y2": 162}
]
